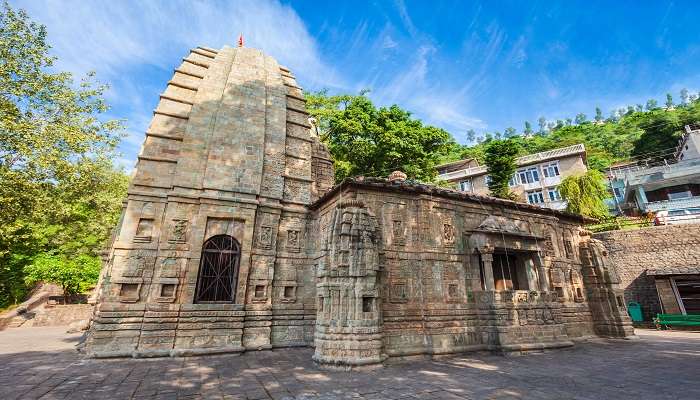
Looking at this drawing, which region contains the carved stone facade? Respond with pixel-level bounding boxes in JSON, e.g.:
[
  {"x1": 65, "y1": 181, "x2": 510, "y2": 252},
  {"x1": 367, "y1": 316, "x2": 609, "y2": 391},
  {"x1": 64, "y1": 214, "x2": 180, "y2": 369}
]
[{"x1": 85, "y1": 45, "x2": 634, "y2": 367}]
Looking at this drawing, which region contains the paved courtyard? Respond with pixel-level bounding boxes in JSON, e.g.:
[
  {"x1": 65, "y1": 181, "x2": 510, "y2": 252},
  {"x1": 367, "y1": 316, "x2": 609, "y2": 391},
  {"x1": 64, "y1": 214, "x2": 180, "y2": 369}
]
[{"x1": 0, "y1": 327, "x2": 698, "y2": 400}]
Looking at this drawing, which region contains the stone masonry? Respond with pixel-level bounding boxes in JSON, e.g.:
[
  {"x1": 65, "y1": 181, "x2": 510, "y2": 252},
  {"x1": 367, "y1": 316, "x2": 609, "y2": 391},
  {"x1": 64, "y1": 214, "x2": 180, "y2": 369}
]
[
  {"x1": 594, "y1": 224, "x2": 700, "y2": 320},
  {"x1": 85, "y1": 44, "x2": 634, "y2": 368}
]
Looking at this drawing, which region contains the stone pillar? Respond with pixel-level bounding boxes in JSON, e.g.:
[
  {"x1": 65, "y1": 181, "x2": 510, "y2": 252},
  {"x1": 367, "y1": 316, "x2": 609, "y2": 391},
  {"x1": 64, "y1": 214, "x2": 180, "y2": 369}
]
[
  {"x1": 533, "y1": 254, "x2": 550, "y2": 292},
  {"x1": 524, "y1": 256, "x2": 540, "y2": 291},
  {"x1": 579, "y1": 237, "x2": 635, "y2": 338},
  {"x1": 636, "y1": 187, "x2": 648, "y2": 211},
  {"x1": 313, "y1": 200, "x2": 384, "y2": 369},
  {"x1": 479, "y1": 248, "x2": 496, "y2": 291}
]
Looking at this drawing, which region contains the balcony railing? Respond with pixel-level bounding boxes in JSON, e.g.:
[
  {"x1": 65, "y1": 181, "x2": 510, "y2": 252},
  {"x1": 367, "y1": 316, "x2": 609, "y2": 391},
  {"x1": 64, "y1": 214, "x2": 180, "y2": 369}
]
[{"x1": 644, "y1": 196, "x2": 700, "y2": 212}]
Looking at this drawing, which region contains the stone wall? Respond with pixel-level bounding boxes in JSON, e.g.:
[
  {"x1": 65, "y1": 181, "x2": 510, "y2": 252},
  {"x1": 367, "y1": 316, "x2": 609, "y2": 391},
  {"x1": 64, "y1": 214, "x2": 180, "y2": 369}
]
[
  {"x1": 85, "y1": 45, "x2": 326, "y2": 358},
  {"x1": 594, "y1": 223, "x2": 700, "y2": 321},
  {"x1": 309, "y1": 179, "x2": 633, "y2": 367},
  {"x1": 86, "y1": 43, "x2": 634, "y2": 366}
]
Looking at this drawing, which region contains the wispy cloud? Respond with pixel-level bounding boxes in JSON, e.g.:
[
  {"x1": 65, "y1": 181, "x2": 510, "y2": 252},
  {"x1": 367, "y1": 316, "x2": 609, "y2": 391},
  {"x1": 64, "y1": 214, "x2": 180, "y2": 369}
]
[{"x1": 14, "y1": 0, "x2": 344, "y2": 171}]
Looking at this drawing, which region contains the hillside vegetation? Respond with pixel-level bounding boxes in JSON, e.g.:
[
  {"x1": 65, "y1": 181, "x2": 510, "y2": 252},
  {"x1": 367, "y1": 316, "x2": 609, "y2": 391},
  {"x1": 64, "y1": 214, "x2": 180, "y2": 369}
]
[
  {"x1": 307, "y1": 90, "x2": 700, "y2": 183},
  {"x1": 455, "y1": 97, "x2": 700, "y2": 172}
]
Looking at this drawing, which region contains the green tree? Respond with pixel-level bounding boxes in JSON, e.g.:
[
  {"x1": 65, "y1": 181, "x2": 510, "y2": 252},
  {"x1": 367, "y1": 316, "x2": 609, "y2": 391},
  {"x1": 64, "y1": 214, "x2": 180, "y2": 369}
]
[
  {"x1": 304, "y1": 91, "x2": 456, "y2": 182},
  {"x1": 537, "y1": 116, "x2": 547, "y2": 134},
  {"x1": 594, "y1": 107, "x2": 603, "y2": 122},
  {"x1": 680, "y1": 88, "x2": 689, "y2": 105},
  {"x1": 665, "y1": 93, "x2": 674, "y2": 109},
  {"x1": 504, "y1": 127, "x2": 516, "y2": 138},
  {"x1": 484, "y1": 139, "x2": 519, "y2": 199},
  {"x1": 0, "y1": 2, "x2": 127, "y2": 307},
  {"x1": 558, "y1": 170, "x2": 609, "y2": 219},
  {"x1": 24, "y1": 254, "x2": 101, "y2": 303},
  {"x1": 575, "y1": 113, "x2": 587, "y2": 125},
  {"x1": 646, "y1": 99, "x2": 658, "y2": 110},
  {"x1": 466, "y1": 129, "x2": 476, "y2": 143},
  {"x1": 523, "y1": 121, "x2": 533, "y2": 135}
]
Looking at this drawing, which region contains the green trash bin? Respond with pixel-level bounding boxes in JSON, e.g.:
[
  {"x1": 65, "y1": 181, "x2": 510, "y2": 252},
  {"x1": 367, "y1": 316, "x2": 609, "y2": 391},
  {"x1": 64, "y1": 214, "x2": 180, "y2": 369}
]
[{"x1": 627, "y1": 302, "x2": 643, "y2": 322}]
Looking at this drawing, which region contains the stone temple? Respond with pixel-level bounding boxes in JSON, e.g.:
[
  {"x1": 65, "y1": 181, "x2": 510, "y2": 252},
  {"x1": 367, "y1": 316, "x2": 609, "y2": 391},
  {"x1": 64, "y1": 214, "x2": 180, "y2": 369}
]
[{"x1": 85, "y1": 44, "x2": 634, "y2": 367}]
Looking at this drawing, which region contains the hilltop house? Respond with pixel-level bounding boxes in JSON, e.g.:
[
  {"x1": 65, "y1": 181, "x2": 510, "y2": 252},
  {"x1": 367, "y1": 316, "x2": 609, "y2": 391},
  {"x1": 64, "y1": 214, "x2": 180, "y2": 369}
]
[
  {"x1": 437, "y1": 144, "x2": 588, "y2": 210},
  {"x1": 609, "y1": 124, "x2": 700, "y2": 215}
]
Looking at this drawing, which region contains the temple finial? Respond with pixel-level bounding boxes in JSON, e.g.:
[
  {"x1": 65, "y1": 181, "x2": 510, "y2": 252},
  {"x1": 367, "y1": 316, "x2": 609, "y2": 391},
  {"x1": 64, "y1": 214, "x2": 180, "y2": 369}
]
[{"x1": 238, "y1": 33, "x2": 244, "y2": 47}]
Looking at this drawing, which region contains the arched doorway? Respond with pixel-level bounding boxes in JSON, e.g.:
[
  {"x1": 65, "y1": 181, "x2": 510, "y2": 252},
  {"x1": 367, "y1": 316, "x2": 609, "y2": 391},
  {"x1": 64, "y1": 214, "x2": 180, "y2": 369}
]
[{"x1": 194, "y1": 235, "x2": 241, "y2": 303}]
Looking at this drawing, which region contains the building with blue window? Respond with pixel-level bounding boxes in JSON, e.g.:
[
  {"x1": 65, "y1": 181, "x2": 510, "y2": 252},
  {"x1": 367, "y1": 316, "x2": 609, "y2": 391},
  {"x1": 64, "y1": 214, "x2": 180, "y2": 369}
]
[
  {"x1": 607, "y1": 124, "x2": 700, "y2": 215},
  {"x1": 437, "y1": 144, "x2": 588, "y2": 210}
]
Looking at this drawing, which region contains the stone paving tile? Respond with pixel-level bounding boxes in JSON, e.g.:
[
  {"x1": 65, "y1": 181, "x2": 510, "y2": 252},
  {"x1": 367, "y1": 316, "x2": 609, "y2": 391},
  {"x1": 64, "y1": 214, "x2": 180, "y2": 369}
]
[{"x1": 1, "y1": 327, "x2": 699, "y2": 399}]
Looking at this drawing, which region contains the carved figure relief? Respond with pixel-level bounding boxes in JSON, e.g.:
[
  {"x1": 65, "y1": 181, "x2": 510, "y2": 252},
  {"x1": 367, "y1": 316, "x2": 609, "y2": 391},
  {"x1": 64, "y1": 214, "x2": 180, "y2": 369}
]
[
  {"x1": 544, "y1": 233, "x2": 555, "y2": 257},
  {"x1": 564, "y1": 238, "x2": 574, "y2": 259},
  {"x1": 121, "y1": 254, "x2": 147, "y2": 277},
  {"x1": 443, "y1": 222, "x2": 455, "y2": 245},
  {"x1": 392, "y1": 220, "x2": 405, "y2": 245},
  {"x1": 168, "y1": 219, "x2": 187, "y2": 243},
  {"x1": 390, "y1": 282, "x2": 408, "y2": 303},
  {"x1": 257, "y1": 226, "x2": 273, "y2": 249},
  {"x1": 159, "y1": 257, "x2": 180, "y2": 278},
  {"x1": 287, "y1": 229, "x2": 300, "y2": 252}
]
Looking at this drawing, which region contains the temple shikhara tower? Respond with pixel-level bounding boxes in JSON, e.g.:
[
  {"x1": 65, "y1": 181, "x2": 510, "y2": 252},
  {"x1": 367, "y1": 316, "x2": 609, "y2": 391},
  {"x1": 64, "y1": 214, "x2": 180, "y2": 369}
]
[{"x1": 85, "y1": 44, "x2": 634, "y2": 367}]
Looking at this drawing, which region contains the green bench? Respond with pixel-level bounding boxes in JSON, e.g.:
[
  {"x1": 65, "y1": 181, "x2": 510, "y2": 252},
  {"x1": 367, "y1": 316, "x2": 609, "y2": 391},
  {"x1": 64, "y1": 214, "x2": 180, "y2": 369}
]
[{"x1": 654, "y1": 313, "x2": 700, "y2": 329}]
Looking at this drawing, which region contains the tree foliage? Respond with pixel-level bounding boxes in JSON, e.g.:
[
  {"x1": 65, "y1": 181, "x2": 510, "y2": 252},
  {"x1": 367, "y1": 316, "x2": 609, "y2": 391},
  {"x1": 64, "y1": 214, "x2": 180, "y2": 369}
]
[
  {"x1": 558, "y1": 170, "x2": 609, "y2": 219},
  {"x1": 0, "y1": 2, "x2": 128, "y2": 307},
  {"x1": 24, "y1": 254, "x2": 101, "y2": 302},
  {"x1": 484, "y1": 139, "x2": 519, "y2": 199},
  {"x1": 452, "y1": 97, "x2": 700, "y2": 173},
  {"x1": 304, "y1": 90, "x2": 458, "y2": 182}
]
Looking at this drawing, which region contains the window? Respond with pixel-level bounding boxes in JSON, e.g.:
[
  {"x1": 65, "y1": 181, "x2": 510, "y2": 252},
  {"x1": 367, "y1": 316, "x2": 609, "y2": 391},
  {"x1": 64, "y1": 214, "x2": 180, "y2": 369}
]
[
  {"x1": 283, "y1": 286, "x2": 295, "y2": 299},
  {"x1": 548, "y1": 187, "x2": 562, "y2": 201},
  {"x1": 160, "y1": 284, "x2": 175, "y2": 297},
  {"x1": 459, "y1": 179, "x2": 472, "y2": 192},
  {"x1": 119, "y1": 283, "x2": 140, "y2": 300},
  {"x1": 517, "y1": 167, "x2": 540, "y2": 184},
  {"x1": 613, "y1": 187, "x2": 623, "y2": 199},
  {"x1": 542, "y1": 162, "x2": 560, "y2": 178},
  {"x1": 484, "y1": 175, "x2": 492, "y2": 185},
  {"x1": 668, "y1": 191, "x2": 692, "y2": 200},
  {"x1": 194, "y1": 235, "x2": 241, "y2": 303},
  {"x1": 362, "y1": 297, "x2": 375, "y2": 312},
  {"x1": 491, "y1": 254, "x2": 528, "y2": 291},
  {"x1": 508, "y1": 174, "x2": 517, "y2": 187},
  {"x1": 254, "y1": 285, "x2": 266, "y2": 298},
  {"x1": 527, "y1": 190, "x2": 545, "y2": 204}
]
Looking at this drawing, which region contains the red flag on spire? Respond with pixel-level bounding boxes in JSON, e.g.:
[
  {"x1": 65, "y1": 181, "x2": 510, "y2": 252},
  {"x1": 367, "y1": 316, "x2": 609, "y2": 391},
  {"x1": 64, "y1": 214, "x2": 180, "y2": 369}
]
[{"x1": 238, "y1": 33, "x2": 244, "y2": 47}]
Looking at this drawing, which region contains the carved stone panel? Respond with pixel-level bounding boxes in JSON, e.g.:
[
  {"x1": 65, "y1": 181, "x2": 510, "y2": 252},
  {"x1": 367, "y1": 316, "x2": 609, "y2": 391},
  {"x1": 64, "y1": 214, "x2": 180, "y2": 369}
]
[
  {"x1": 134, "y1": 218, "x2": 154, "y2": 243},
  {"x1": 168, "y1": 219, "x2": 188, "y2": 243},
  {"x1": 257, "y1": 226, "x2": 273, "y2": 249},
  {"x1": 287, "y1": 229, "x2": 301, "y2": 252}
]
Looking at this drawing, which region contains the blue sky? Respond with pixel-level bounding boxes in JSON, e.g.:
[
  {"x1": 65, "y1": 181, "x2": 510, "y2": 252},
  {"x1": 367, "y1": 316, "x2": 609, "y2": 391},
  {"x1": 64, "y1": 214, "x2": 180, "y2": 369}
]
[{"x1": 13, "y1": 0, "x2": 700, "y2": 171}]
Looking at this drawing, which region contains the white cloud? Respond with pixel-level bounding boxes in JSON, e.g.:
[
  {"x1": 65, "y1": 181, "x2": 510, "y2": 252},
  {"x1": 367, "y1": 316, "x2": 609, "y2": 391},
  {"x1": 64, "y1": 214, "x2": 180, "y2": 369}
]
[
  {"x1": 372, "y1": 45, "x2": 486, "y2": 141},
  {"x1": 15, "y1": 0, "x2": 341, "y2": 87},
  {"x1": 12, "y1": 0, "x2": 344, "y2": 169}
]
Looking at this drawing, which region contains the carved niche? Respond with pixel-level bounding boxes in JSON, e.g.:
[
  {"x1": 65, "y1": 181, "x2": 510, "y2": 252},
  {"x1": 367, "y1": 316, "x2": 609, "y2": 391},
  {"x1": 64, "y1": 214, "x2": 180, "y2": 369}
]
[
  {"x1": 287, "y1": 229, "x2": 301, "y2": 252},
  {"x1": 392, "y1": 220, "x2": 406, "y2": 245},
  {"x1": 443, "y1": 222, "x2": 456, "y2": 246},
  {"x1": 168, "y1": 219, "x2": 187, "y2": 244},
  {"x1": 134, "y1": 218, "x2": 154, "y2": 243},
  {"x1": 257, "y1": 225, "x2": 273, "y2": 249}
]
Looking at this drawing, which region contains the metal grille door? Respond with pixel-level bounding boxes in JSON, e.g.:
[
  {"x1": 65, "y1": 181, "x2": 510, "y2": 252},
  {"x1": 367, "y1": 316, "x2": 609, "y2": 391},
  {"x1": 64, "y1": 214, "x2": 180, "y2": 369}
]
[{"x1": 194, "y1": 235, "x2": 240, "y2": 303}]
